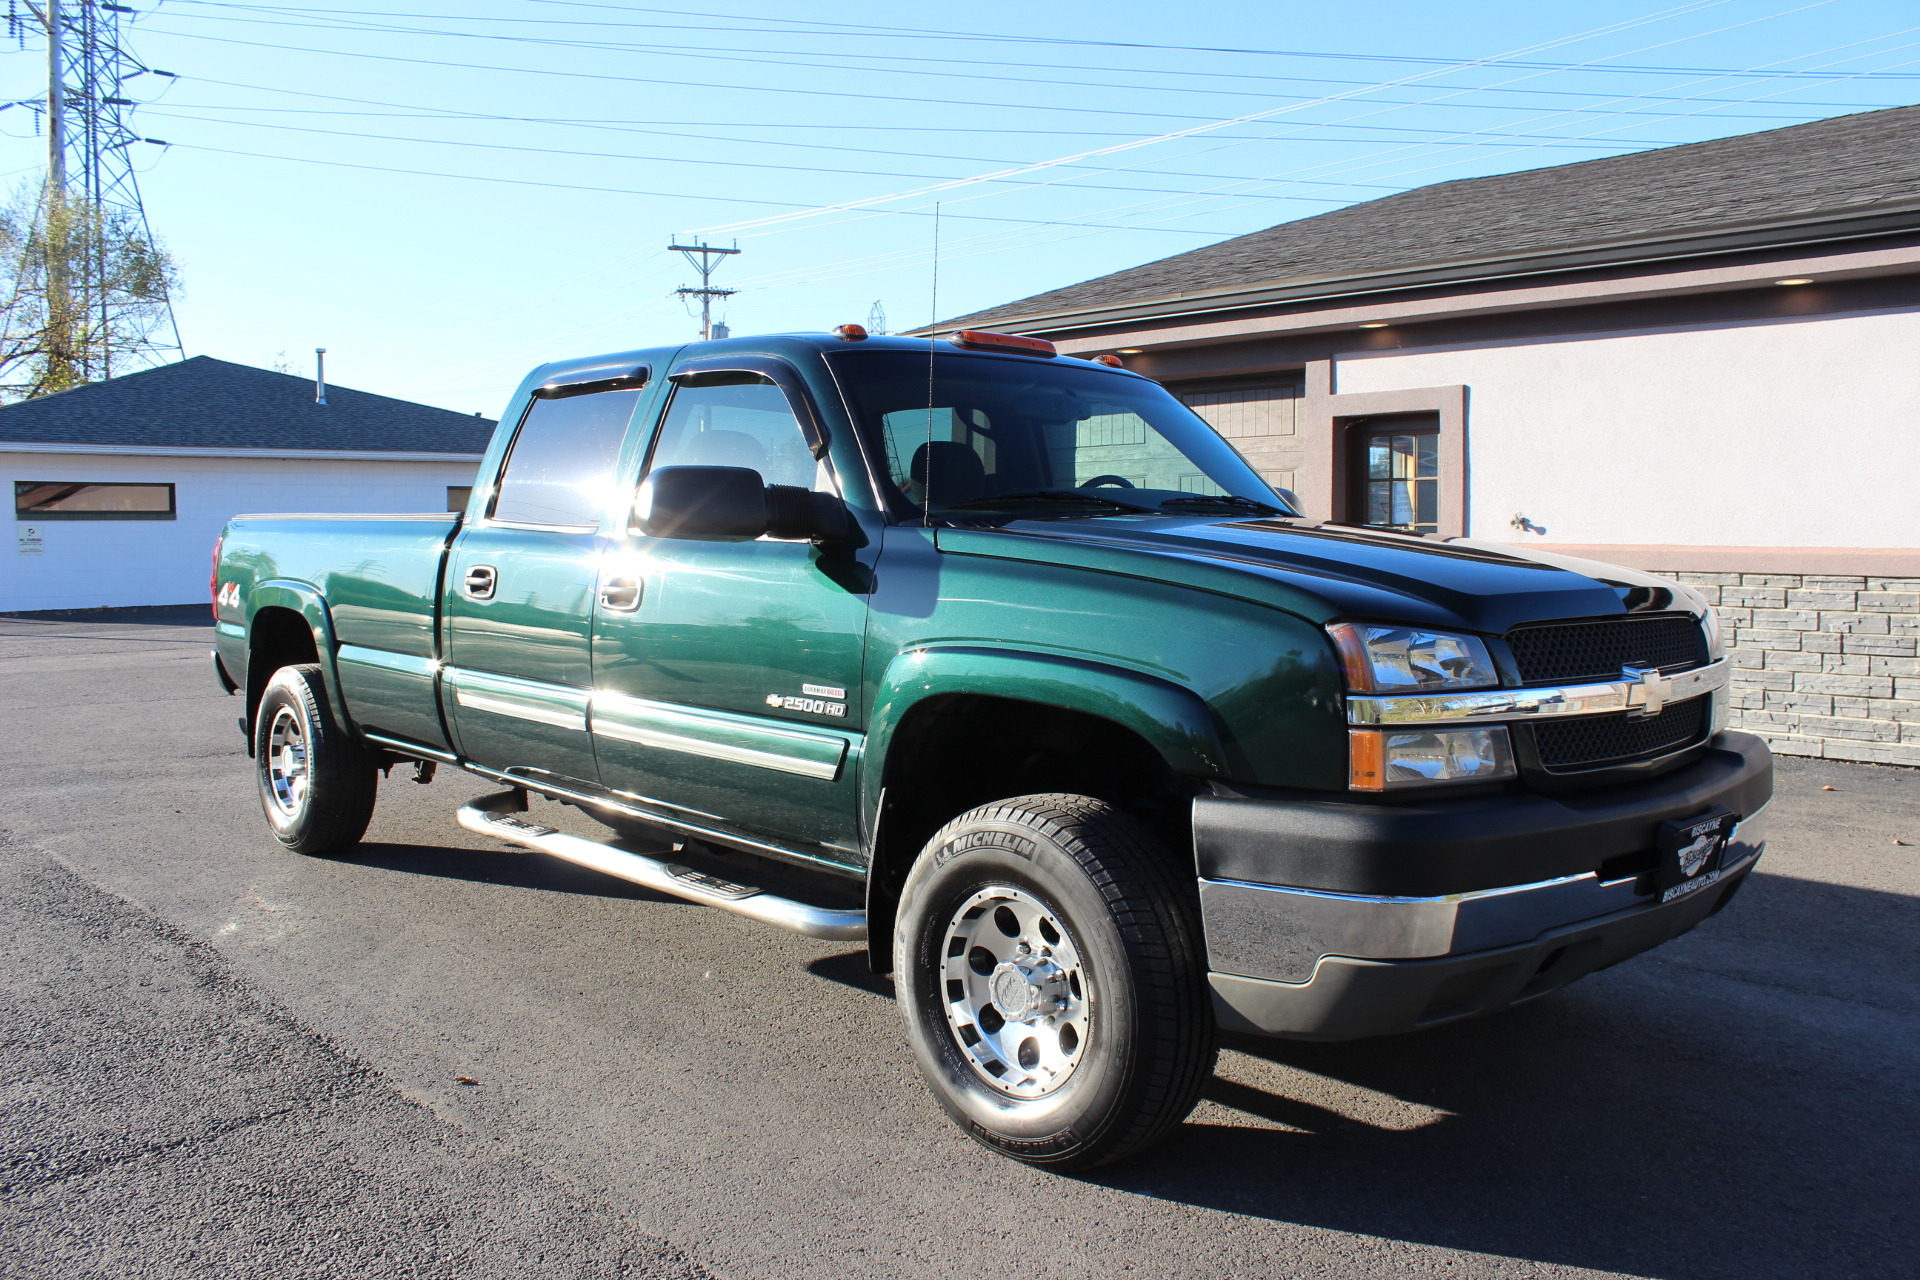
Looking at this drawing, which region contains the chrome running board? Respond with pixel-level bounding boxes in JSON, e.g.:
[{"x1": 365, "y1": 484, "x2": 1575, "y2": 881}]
[{"x1": 456, "y1": 791, "x2": 867, "y2": 942}]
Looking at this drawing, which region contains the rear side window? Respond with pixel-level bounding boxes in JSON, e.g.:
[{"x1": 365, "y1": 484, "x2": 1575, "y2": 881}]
[{"x1": 490, "y1": 389, "x2": 641, "y2": 527}]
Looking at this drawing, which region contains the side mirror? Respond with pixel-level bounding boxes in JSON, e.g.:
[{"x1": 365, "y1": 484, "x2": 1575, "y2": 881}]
[
  {"x1": 636, "y1": 466, "x2": 767, "y2": 540},
  {"x1": 1274, "y1": 487, "x2": 1304, "y2": 515},
  {"x1": 636, "y1": 466, "x2": 851, "y2": 543}
]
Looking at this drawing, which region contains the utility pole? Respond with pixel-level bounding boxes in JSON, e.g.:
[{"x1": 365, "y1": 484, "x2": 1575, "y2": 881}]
[
  {"x1": 9, "y1": 0, "x2": 182, "y2": 390},
  {"x1": 43, "y1": 0, "x2": 72, "y2": 385},
  {"x1": 670, "y1": 240, "x2": 739, "y2": 341}
]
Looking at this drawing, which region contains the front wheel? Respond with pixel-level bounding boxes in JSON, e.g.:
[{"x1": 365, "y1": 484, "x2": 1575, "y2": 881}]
[
  {"x1": 893, "y1": 794, "x2": 1216, "y2": 1171},
  {"x1": 253, "y1": 663, "x2": 379, "y2": 855}
]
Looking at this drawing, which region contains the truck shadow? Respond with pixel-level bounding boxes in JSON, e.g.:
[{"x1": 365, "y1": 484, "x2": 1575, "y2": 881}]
[
  {"x1": 1090, "y1": 870, "x2": 1920, "y2": 1279},
  {"x1": 340, "y1": 841, "x2": 686, "y2": 904}
]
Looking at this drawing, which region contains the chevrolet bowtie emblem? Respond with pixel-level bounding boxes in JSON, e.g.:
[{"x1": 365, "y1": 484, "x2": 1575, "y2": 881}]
[{"x1": 1622, "y1": 664, "x2": 1673, "y2": 716}]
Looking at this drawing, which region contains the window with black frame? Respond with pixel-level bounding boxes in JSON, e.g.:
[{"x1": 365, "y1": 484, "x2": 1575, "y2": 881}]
[
  {"x1": 14, "y1": 481, "x2": 175, "y2": 520},
  {"x1": 1351, "y1": 417, "x2": 1440, "y2": 536}
]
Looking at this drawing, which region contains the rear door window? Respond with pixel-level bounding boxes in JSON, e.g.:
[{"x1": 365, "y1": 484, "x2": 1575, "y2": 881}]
[{"x1": 491, "y1": 389, "x2": 642, "y2": 527}]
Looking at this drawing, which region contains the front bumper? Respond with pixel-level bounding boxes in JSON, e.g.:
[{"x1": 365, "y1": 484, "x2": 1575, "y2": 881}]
[{"x1": 1199, "y1": 731, "x2": 1771, "y2": 1040}]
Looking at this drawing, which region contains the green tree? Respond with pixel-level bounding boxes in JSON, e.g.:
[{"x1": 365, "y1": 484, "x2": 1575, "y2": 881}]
[{"x1": 0, "y1": 182, "x2": 179, "y2": 400}]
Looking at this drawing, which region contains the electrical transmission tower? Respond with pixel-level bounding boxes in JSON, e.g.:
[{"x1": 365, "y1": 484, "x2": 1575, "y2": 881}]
[
  {"x1": 669, "y1": 239, "x2": 738, "y2": 341},
  {"x1": 6, "y1": 0, "x2": 182, "y2": 387},
  {"x1": 866, "y1": 300, "x2": 888, "y2": 336}
]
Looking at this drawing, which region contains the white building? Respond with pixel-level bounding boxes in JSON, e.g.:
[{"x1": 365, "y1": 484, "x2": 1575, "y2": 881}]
[
  {"x1": 2, "y1": 356, "x2": 492, "y2": 613},
  {"x1": 935, "y1": 104, "x2": 1920, "y2": 764}
]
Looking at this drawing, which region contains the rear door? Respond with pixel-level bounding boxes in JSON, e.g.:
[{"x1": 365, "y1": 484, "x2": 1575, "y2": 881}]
[
  {"x1": 443, "y1": 383, "x2": 645, "y2": 784},
  {"x1": 588, "y1": 363, "x2": 867, "y2": 861}
]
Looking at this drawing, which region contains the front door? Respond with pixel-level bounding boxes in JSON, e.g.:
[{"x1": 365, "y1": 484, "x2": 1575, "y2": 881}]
[
  {"x1": 444, "y1": 385, "x2": 643, "y2": 783},
  {"x1": 589, "y1": 369, "x2": 867, "y2": 863}
]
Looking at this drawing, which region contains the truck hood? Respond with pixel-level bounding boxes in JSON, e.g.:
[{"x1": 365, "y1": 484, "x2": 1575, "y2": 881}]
[{"x1": 934, "y1": 516, "x2": 1698, "y2": 634}]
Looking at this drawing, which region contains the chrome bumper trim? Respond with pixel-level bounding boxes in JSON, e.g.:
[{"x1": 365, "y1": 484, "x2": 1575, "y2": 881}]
[
  {"x1": 456, "y1": 791, "x2": 866, "y2": 941},
  {"x1": 1347, "y1": 657, "x2": 1730, "y2": 727},
  {"x1": 1201, "y1": 802, "x2": 1767, "y2": 984}
]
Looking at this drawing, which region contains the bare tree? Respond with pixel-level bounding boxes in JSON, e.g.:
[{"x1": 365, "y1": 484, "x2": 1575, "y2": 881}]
[{"x1": 0, "y1": 182, "x2": 179, "y2": 400}]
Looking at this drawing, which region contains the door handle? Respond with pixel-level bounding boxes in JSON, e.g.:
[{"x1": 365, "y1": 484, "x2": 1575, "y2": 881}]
[
  {"x1": 464, "y1": 564, "x2": 497, "y2": 599},
  {"x1": 599, "y1": 575, "x2": 641, "y2": 612}
]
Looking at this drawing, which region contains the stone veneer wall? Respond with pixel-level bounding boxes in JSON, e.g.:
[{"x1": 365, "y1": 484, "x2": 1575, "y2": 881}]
[{"x1": 1652, "y1": 571, "x2": 1920, "y2": 766}]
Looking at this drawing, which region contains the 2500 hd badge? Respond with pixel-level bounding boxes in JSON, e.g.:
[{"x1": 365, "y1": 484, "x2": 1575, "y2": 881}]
[{"x1": 210, "y1": 327, "x2": 1772, "y2": 1171}]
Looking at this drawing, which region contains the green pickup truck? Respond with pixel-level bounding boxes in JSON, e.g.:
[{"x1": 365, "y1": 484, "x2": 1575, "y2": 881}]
[{"x1": 212, "y1": 327, "x2": 1770, "y2": 1170}]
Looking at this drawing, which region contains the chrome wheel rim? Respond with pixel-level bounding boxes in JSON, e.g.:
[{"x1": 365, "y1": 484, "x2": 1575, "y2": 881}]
[
  {"x1": 265, "y1": 706, "x2": 309, "y2": 817},
  {"x1": 940, "y1": 885, "x2": 1090, "y2": 1100}
]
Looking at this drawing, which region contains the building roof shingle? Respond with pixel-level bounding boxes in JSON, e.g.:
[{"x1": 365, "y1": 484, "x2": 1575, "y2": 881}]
[
  {"x1": 0, "y1": 356, "x2": 496, "y2": 454},
  {"x1": 940, "y1": 103, "x2": 1920, "y2": 333}
]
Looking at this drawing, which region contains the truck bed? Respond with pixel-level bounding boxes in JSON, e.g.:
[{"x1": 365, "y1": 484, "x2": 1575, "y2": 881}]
[{"x1": 216, "y1": 512, "x2": 460, "y2": 752}]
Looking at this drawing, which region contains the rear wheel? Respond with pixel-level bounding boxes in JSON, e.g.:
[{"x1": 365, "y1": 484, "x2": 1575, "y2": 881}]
[
  {"x1": 253, "y1": 663, "x2": 378, "y2": 855},
  {"x1": 893, "y1": 794, "x2": 1215, "y2": 1171}
]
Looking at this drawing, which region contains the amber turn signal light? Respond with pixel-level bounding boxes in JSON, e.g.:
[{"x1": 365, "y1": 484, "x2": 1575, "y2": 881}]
[
  {"x1": 1348, "y1": 730, "x2": 1386, "y2": 792},
  {"x1": 1091, "y1": 354, "x2": 1125, "y2": 367}
]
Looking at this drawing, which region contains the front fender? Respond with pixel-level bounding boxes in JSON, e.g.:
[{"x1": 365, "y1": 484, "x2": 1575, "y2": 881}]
[
  {"x1": 862, "y1": 645, "x2": 1234, "y2": 839},
  {"x1": 246, "y1": 579, "x2": 353, "y2": 736}
]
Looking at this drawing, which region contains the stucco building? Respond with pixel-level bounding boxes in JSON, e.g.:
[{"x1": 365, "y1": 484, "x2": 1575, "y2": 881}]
[
  {"x1": 2, "y1": 356, "x2": 493, "y2": 613},
  {"x1": 935, "y1": 104, "x2": 1920, "y2": 765}
]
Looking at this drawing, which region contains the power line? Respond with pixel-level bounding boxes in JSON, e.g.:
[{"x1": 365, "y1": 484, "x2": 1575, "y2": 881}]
[
  {"x1": 138, "y1": 4, "x2": 1914, "y2": 110},
  {"x1": 139, "y1": 108, "x2": 1669, "y2": 195},
  {"x1": 158, "y1": 142, "x2": 1241, "y2": 234},
  {"x1": 166, "y1": 0, "x2": 1920, "y2": 78}
]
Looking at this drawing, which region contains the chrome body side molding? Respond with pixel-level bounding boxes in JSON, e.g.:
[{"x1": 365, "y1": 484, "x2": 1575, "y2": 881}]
[
  {"x1": 446, "y1": 667, "x2": 590, "y2": 732},
  {"x1": 337, "y1": 644, "x2": 439, "y2": 678},
  {"x1": 589, "y1": 691, "x2": 851, "y2": 781},
  {"x1": 456, "y1": 791, "x2": 866, "y2": 941},
  {"x1": 1348, "y1": 657, "x2": 1730, "y2": 727}
]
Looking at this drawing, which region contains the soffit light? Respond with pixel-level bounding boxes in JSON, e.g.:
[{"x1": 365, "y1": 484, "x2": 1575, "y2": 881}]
[
  {"x1": 1117, "y1": 348, "x2": 1144, "y2": 354},
  {"x1": 1359, "y1": 322, "x2": 1390, "y2": 329},
  {"x1": 1775, "y1": 278, "x2": 1814, "y2": 286}
]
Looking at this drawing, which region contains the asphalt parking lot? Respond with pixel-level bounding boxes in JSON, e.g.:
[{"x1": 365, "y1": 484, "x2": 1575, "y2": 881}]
[{"x1": 2, "y1": 607, "x2": 1916, "y2": 1280}]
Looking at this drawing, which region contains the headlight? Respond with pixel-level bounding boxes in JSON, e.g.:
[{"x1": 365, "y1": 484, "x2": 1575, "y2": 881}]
[
  {"x1": 1349, "y1": 727, "x2": 1516, "y2": 792},
  {"x1": 1326, "y1": 623, "x2": 1499, "y2": 693},
  {"x1": 1701, "y1": 606, "x2": 1724, "y2": 659}
]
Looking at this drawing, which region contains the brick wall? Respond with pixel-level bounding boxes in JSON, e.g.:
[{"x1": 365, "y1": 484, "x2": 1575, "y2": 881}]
[{"x1": 1657, "y1": 572, "x2": 1920, "y2": 766}]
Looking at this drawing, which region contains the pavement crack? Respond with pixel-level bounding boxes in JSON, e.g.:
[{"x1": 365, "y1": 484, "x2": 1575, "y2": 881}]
[{"x1": 7, "y1": 1105, "x2": 306, "y2": 1194}]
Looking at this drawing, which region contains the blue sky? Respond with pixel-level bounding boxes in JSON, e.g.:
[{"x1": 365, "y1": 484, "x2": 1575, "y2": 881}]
[{"x1": 3, "y1": 0, "x2": 1916, "y2": 415}]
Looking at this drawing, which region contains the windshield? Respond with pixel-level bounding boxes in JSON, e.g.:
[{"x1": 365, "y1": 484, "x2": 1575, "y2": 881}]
[{"x1": 828, "y1": 350, "x2": 1295, "y2": 520}]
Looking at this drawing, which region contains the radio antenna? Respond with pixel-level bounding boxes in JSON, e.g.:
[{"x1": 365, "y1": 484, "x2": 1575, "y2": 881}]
[{"x1": 924, "y1": 203, "x2": 940, "y2": 528}]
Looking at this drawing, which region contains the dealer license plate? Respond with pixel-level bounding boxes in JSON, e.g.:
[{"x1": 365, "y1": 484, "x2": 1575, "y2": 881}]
[{"x1": 1655, "y1": 806, "x2": 1735, "y2": 903}]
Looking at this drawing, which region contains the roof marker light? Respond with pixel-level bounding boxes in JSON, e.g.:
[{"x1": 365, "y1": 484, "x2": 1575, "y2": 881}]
[
  {"x1": 949, "y1": 330, "x2": 1056, "y2": 357},
  {"x1": 1091, "y1": 354, "x2": 1125, "y2": 367},
  {"x1": 833, "y1": 323, "x2": 869, "y2": 340}
]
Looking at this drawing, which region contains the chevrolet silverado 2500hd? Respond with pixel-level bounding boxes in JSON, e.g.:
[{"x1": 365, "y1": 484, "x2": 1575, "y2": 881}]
[{"x1": 211, "y1": 328, "x2": 1770, "y2": 1170}]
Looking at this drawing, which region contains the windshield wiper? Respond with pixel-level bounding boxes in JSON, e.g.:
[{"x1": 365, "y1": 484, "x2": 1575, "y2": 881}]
[
  {"x1": 945, "y1": 488, "x2": 1159, "y2": 514},
  {"x1": 1156, "y1": 494, "x2": 1285, "y2": 515}
]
